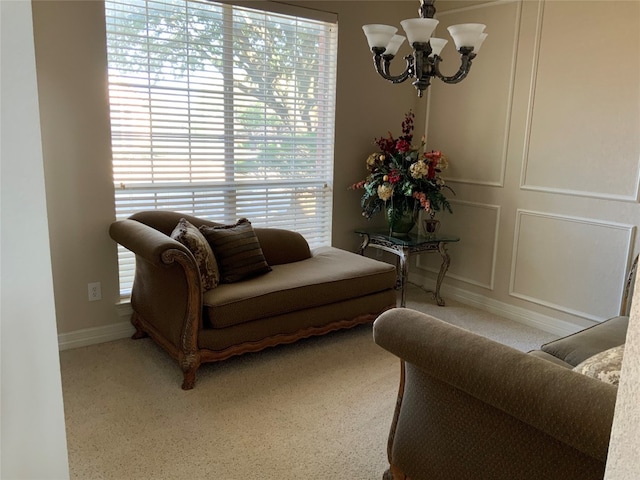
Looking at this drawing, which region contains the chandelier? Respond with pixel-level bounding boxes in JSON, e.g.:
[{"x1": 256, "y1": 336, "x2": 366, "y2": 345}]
[{"x1": 362, "y1": 0, "x2": 487, "y2": 97}]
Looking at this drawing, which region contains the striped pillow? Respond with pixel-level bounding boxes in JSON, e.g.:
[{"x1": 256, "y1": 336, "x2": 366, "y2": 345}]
[{"x1": 200, "y1": 218, "x2": 272, "y2": 283}]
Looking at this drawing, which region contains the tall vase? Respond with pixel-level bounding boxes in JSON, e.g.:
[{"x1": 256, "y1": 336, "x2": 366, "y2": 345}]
[{"x1": 386, "y1": 206, "x2": 417, "y2": 236}]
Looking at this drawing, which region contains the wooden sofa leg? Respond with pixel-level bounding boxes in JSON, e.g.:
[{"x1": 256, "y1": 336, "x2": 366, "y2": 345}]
[
  {"x1": 181, "y1": 368, "x2": 197, "y2": 390},
  {"x1": 130, "y1": 313, "x2": 148, "y2": 340},
  {"x1": 180, "y1": 353, "x2": 200, "y2": 390}
]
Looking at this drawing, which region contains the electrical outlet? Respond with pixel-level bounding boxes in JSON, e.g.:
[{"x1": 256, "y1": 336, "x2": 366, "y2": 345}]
[{"x1": 88, "y1": 282, "x2": 102, "y2": 301}]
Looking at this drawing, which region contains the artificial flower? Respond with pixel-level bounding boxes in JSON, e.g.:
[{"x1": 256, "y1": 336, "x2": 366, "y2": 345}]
[
  {"x1": 377, "y1": 184, "x2": 394, "y2": 201},
  {"x1": 350, "y1": 110, "x2": 454, "y2": 220}
]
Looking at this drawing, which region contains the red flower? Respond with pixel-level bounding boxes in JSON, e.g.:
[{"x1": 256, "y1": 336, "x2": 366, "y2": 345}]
[
  {"x1": 424, "y1": 150, "x2": 441, "y2": 179},
  {"x1": 424, "y1": 150, "x2": 442, "y2": 162},
  {"x1": 412, "y1": 191, "x2": 431, "y2": 211},
  {"x1": 375, "y1": 134, "x2": 396, "y2": 155},
  {"x1": 375, "y1": 111, "x2": 416, "y2": 154},
  {"x1": 401, "y1": 111, "x2": 415, "y2": 143},
  {"x1": 395, "y1": 139, "x2": 412, "y2": 153},
  {"x1": 388, "y1": 169, "x2": 402, "y2": 184},
  {"x1": 349, "y1": 180, "x2": 367, "y2": 190}
]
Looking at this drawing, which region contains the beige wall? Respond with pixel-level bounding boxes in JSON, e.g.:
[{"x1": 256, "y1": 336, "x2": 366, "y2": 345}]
[
  {"x1": 32, "y1": 0, "x2": 422, "y2": 337},
  {"x1": 33, "y1": 0, "x2": 120, "y2": 336},
  {"x1": 415, "y1": 0, "x2": 640, "y2": 333},
  {"x1": 31, "y1": 0, "x2": 639, "y2": 340}
]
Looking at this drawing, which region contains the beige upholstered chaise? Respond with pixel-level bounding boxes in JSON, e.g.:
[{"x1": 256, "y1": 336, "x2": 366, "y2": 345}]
[{"x1": 110, "y1": 210, "x2": 397, "y2": 389}]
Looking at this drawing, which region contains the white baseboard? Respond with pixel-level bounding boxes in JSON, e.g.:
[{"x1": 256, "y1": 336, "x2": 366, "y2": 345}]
[
  {"x1": 58, "y1": 321, "x2": 135, "y2": 351},
  {"x1": 410, "y1": 274, "x2": 588, "y2": 337},
  {"x1": 58, "y1": 302, "x2": 134, "y2": 351}
]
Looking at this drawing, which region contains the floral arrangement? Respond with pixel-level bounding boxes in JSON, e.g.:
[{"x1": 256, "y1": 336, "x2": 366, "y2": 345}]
[{"x1": 350, "y1": 111, "x2": 454, "y2": 224}]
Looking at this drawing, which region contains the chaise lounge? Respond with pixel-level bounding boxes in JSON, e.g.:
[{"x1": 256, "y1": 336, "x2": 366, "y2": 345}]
[{"x1": 110, "y1": 210, "x2": 397, "y2": 389}]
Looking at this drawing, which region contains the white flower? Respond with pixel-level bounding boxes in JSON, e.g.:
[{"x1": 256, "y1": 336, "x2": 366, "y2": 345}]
[
  {"x1": 377, "y1": 184, "x2": 394, "y2": 201},
  {"x1": 366, "y1": 153, "x2": 379, "y2": 168},
  {"x1": 409, "y1": 160, "x2": 429, "y2": 179}
]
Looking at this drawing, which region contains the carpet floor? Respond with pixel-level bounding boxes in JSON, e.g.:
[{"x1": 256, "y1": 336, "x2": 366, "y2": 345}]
[{"x1": 60, "y1": 284, "x2": 559, "y2": 479}]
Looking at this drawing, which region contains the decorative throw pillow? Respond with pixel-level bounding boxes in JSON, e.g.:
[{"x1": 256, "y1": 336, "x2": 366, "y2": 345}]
[
  {"x1": 200, "y1": 218, "x2": 272, "y2": 283},
  {"x1": 170, "y1": 218, "x2": 220, "y2": 291},
  {"x1": 572, "y1": 344, "x2": 625, "y2": 386}
]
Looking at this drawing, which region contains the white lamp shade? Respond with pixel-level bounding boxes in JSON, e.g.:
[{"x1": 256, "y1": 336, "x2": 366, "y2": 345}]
[
  {"x1": 428, "y1": 37, "x2": 448, "y2": 57},
  {"x1": 447, "y1": 23, "x2": 486, "y2": 50},
  {"x1": 384, "y1": 35, "x2": 406, "y2": 56},
  {"x1": 472, "y1": 33, "x2": 488, "y2": 53},
  {"x1": 362, "y1": 24, "x2": 398, "y2": 50},
  {"x1": 400, "y1": 18, "x2": 439, "y2": 44}
]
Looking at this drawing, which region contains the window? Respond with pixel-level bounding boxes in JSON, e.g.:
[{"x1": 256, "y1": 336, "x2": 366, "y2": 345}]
[{"x1": 105, "y1": 0, "x2": 338, "y2": 295}]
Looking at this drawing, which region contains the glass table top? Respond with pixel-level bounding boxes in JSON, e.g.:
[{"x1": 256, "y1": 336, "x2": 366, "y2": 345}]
[{"x1": 355, "y1": 228, "x2": 460, "y2": 247}]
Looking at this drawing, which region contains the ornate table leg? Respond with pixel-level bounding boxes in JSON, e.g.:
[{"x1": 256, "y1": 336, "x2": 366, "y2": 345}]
[
  {"x1": 357, "y1": 233, "x2": 370, "y2": 255},
  {"x1": 433, "y1": 241, "x2": 451, "y2": 306},
  {"x1": 398, "y1": 246, "x2": 410, "y2": 308}
]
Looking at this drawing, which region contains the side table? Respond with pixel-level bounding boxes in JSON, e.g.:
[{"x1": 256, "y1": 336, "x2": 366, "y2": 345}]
[{"x1": 356, "y1": 228, "x2": 460, "y2": 307}]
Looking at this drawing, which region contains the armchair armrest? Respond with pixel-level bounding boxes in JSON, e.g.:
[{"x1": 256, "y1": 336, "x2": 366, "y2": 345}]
[
  {"x1": 110, "y1": 218, "x2": 202, "y2": 389},
  {"x1": 109, "y1": 218, "x2": 190, "y2": 264},
  {"x1": 373, "y1": 309, "x2": 617, "y2": 468}
]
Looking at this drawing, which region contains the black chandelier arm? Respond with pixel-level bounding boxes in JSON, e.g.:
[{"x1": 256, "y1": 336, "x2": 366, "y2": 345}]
[
  {"x1": 432, "y1": 48, "x2": 477, "y2": 84},
  {"x1": 418, "y1": 0, "x2": 436, "y2": 18},
  {"x1": 371, "y1": 50, "x2": 414, "y2": 84}
]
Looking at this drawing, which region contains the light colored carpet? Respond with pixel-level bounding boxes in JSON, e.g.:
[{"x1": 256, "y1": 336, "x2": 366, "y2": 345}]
[{"x1": 60, "y1": 284, "x2": 559, "y2": 480}]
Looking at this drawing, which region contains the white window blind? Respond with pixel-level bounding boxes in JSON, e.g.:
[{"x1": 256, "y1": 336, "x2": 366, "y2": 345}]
[{"x1": 105, "y1": 0, "x2": 338, "y2": 295}]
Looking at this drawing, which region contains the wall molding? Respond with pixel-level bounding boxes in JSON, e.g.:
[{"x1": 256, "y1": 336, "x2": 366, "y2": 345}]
[
  {"x1": 510, "y1": 209, "x2": 635, "y2": 322},
  {"x1": 519, "y1": 0, "x2": 640, "y2": 202},
  {"x1": 434, "y1": 0, "x2": 521, "y2": 188},
  {"x1": 416, "y1": 199, "x2": 500, "y2": 290},
  {"x1": 437, "y1": 0, "x2": 520, "y2": 17},
  {"x1": 519, "y1": 0, "x2": 543, "y2": 195},
  {"x1": 520, "y1": 184, "x2": 640, "y2": 203},
  {"x1": 445, "y1": 177, "x2": 504, "y2": 188}
]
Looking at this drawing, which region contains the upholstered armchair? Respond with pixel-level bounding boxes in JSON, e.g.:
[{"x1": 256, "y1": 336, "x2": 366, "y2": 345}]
[{"x1": 373, "y1": 309, "x2": 619, "y2": 480}]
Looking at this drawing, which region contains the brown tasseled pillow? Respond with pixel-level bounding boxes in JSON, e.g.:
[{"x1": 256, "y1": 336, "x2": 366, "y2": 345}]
[
  {"x1": 200, "y1": 218, "x2": 271, "y2": 283},
  {"x1": 171, "y1": 218, "x2": 220, "y2": 291}
]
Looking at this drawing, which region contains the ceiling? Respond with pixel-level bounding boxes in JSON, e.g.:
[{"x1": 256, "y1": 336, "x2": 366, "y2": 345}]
[{"x1": 434, "y1": 0, "x2": 492, "y2": 12}]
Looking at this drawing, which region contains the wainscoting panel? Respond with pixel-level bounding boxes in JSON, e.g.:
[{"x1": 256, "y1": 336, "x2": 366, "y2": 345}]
[
  {"x1": 510, "y1": 210, "x2": 635, "y2": 321},
  {"x1": 426, "y1": 1, "x2": 520, "y2": 187},
  {"x1": 521, "y1": 0, "x2": 640, "y2": 201},
  {"x1": 417, "y1": 200, "x2": 500, "y2": 289}
]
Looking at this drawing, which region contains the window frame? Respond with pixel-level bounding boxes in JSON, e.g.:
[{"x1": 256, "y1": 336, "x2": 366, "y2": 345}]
[{"x1": 105, "y1": 0, "x2": 338, "y2": 296}]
